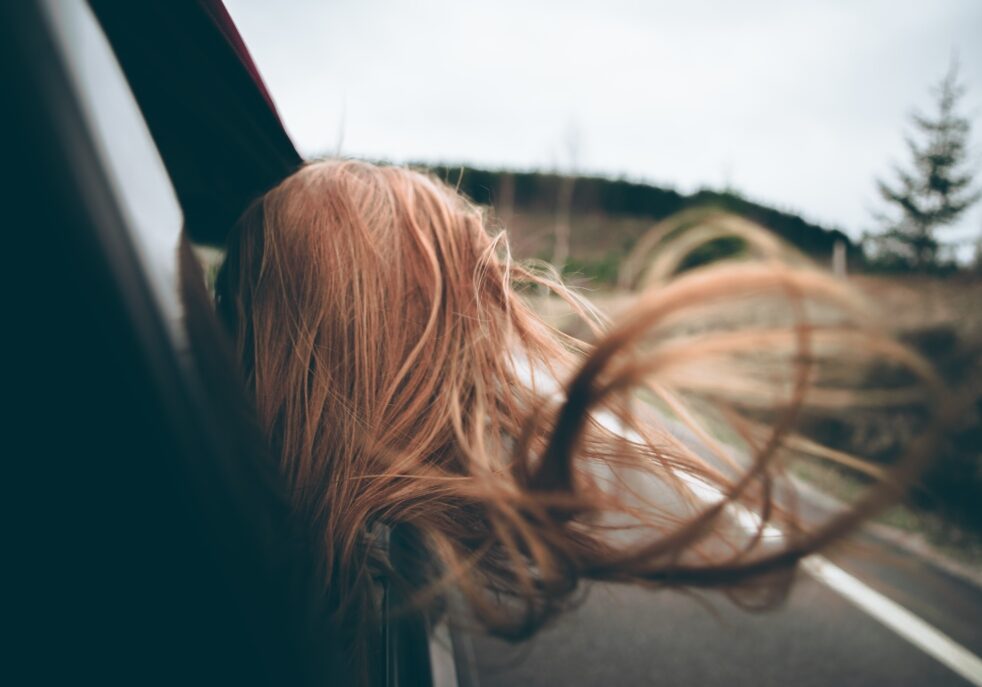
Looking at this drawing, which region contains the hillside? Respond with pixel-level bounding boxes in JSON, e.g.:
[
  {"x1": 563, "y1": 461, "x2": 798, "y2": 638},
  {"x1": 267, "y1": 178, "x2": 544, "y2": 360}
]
[{"x1": 420, "y1": 164, "x2": 859, "y2": 281}]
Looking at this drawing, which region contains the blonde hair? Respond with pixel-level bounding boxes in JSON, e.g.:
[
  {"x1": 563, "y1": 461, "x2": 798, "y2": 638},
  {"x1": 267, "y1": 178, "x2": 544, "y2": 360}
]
[{"x1": 216, "y1": 160, "x2": 943, "y2": 673}]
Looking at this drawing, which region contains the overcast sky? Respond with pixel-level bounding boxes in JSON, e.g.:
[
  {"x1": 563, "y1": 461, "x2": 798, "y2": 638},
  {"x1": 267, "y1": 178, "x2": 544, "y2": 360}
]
[{"x1": 225, "y1": 0, "x2": 982, "y2": 248}]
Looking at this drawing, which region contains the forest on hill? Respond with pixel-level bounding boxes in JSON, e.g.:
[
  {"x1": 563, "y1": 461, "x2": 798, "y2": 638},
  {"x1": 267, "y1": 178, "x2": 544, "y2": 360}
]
[{"x1": 421, "y1": 164, "x2": 860, "y2": 282}]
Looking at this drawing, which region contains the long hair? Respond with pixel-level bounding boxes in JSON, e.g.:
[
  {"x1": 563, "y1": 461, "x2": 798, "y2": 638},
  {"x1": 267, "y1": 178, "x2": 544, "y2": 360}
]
[{"x1": 215, "y1": 160, "x2": 944, "y2": 670}]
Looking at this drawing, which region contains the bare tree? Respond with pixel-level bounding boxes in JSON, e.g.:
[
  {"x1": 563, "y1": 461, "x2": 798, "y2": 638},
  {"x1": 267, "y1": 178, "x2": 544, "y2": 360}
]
[
  {"x1": 552, "y1": 122, "x2": 581, "y2": 270},
  {"x1": 497, "y1": 171, "x2": 515, "y2": 227}
]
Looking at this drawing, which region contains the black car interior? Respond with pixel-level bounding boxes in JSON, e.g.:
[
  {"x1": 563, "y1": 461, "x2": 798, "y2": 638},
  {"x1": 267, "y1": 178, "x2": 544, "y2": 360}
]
[{"x1": 6, "y1": 1, "x2": 445, "y2": 684}]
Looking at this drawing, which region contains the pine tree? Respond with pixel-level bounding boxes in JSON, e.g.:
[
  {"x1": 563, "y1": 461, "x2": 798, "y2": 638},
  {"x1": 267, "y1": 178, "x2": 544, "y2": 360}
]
[{"x1": 871, "y1": 59, "x2": 980, "y2": 270}]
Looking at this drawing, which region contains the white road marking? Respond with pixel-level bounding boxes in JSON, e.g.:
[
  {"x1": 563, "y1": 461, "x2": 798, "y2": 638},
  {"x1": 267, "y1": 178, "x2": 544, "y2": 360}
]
[
  {"x1": 678, "y1": 466, "x2": 982, "y2": 686},
  {"x1": 803, "y1": 555, "x2": 982, "y2": 687},
  {"x1": 593, "y1": 408, "x2": 982, "y2": 685},
  {"x1": 516, "y1": 360, "x2": 982, "y2": 684}
]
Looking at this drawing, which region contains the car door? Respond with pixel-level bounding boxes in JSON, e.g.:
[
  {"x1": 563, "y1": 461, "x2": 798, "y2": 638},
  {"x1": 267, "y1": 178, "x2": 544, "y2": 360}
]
[{"x1": 5, "y1": 1, "x2": 345, "y2": 684}]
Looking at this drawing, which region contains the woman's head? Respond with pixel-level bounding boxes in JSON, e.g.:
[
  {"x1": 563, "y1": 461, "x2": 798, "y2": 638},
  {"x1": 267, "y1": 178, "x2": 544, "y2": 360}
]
[
  {"x1": 216, "y1": 160, "x2": 580, "y2": 606},
  {"x1": 219, "y1": 160, "x2": 515, "y2": 468},
  {"x1": 216, "y1": 159, "x2": 943, "y2": 653}
]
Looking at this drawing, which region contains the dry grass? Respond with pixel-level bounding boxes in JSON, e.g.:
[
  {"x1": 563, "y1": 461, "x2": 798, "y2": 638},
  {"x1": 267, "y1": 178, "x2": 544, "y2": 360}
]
[{"x1": 527, "y1": 272, "x2": 982, "y2": 565}]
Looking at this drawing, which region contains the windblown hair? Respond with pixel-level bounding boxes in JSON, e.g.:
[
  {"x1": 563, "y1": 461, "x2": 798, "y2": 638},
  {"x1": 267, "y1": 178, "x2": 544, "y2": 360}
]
[{"x1": 216, "y1": 160, "x2": 943, "y2": 674}]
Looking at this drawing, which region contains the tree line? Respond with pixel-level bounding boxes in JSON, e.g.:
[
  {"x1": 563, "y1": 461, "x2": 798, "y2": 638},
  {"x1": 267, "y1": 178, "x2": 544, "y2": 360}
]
[{"x1": 424, "y1": 164, "x2": 858, "y2": 267}]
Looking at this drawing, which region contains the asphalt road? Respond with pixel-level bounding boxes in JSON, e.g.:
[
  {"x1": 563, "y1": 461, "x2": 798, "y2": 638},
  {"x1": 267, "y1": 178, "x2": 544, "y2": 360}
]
[
  {"x1": 447, "y1": 510, "x2": 982, "y2": 687},
  {"x1": 446, "y1": 415, "x2": 982, "y2": 686}
]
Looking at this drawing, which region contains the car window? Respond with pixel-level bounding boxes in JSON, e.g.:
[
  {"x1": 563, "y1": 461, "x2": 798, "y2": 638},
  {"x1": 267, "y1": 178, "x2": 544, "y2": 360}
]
[{"x1": 42, "y1": 0, "x2": 187, "y2": 347}]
